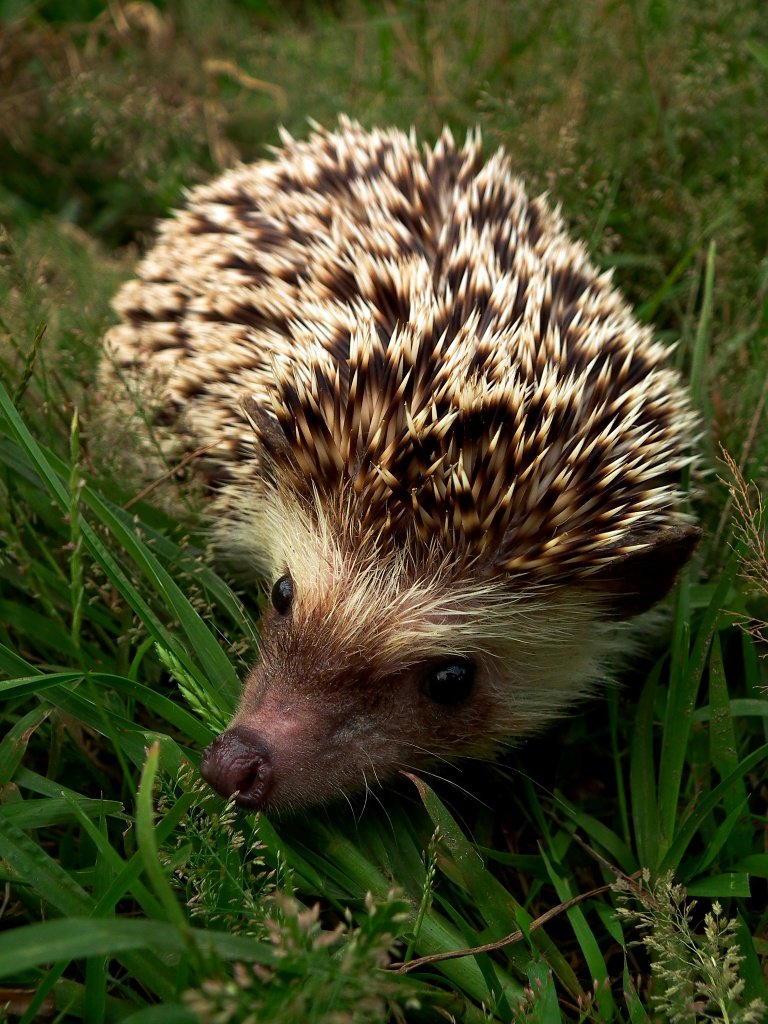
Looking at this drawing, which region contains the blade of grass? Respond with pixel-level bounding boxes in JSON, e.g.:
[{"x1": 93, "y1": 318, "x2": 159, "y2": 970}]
[
  {"x1": 523, "y1": 959, "x2": 562, "y2": 1023},
  {"x1": 0, "y1": 918, "x2": 273, "y2": 979},
  {"x1": 0, "y1": 383, "x2": 240, "y2": 707},
  {"x1": 11, "y1": 321, "x2": 46, "y2": 405},
  {"x1": 119, "y1": 1007, "x2": 197, "y2": 1024},
  {"x1": 657, "y1": 554, "x2": 738, "y2": 853},
  {"x1": 688, "y1": 241, "x2": 716, "y2": 413},
  {"x1": 289, "y1": 811, "x2": 523, "y2": 1005},
  {"x1": 0, "y1": 705, "x2": 50, "y2": 784},
  {"x1": 735, "y1": 913, "x2": 768, "y2": 1004},
  {"x1": 68, "y1": 407, "x2": 85, "y2": 652},
  {"x1": 538, "y1": 845, "x2": 615, "y2": 1021},
  {"x1": 135, "y1": 742, "x2": 188, "y2": 929},
  {"x1": 555, "y1": 796, "x2": 638, "y2": 874},
  {"x1": 608, "y1": 688, "x2": 632, "y2": 849},
  {"x1": 84, "y1": 812, "x2": 111, "y2": 1024},
  {"x1": 405, "y1": 774, "x2": 582, "y2": 1000},
  {"x1": 685, "y1": 873, "x2": 750, "y2": 897},
  {"x1": 63, "y1": 792, "x2": 165, "y2": 919},
  {"x1": 0, "y1": 817, "x2": 177, "y2": 999},
  {"x1": 635, "y1": 243, "x2": 697, "y2": 322},
  {"x1": 688, "y1": 798, "x2": 751, "y2": 878},
  {"x1": 93, "y1": 790, "x2": 199, "y2": 920},
  {"x1": 629, "y1": 660, "x2": 661, "y2": 870},
  {"x1": 1, "y1": 798, "x2": 125, "y2": 831},
  {"x1": 708, "y1": 633, "x2": 753, "y2": 861},
  {"x1": 622, "y1": 958, "x2": 652, "y2": 1023},
  {"x1": 659, "y1": 741, "x2": 768, "y2": 872},
  {"x1": 0, "y1": 665, "x2": 213, "y2": 746}
]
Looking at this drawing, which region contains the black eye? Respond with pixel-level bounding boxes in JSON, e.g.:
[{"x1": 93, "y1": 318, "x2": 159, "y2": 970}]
[
  {"x1": 421, "y1": 658, "x2": 475, "y2": 705},
  {"x1": 271, "y1": 574, "x2": 294, "y2": 615}
]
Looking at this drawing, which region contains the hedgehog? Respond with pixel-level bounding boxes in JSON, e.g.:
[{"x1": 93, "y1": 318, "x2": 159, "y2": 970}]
[{"x1": 100, "y1": 117, "x2": 700, "y2": 814}]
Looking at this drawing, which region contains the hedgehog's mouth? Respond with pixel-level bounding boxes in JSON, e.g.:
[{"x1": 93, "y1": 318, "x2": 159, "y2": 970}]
[{"x1": 200, "y1": 726, "x2": 275, "y2": 809}]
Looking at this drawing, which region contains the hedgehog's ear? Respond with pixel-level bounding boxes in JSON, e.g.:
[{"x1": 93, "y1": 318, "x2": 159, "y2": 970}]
[{"x1": 586, "y1": 525, "x2": 702, "y2": 619}]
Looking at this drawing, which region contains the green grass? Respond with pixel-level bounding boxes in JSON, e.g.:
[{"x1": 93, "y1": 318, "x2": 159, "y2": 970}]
[{"x1": 1, "y1": 1, "x2": 767, "y2": 1021}]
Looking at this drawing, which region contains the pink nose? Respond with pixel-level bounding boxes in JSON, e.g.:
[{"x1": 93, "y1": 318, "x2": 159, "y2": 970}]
[{"x1": 200, "y1": 726, "x2": 274, "y2": 810}]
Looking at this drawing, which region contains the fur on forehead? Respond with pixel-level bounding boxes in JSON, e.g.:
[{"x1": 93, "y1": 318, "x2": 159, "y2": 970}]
[{"x1": 225, "y1": 480, "x2": 610, "y2": 667}]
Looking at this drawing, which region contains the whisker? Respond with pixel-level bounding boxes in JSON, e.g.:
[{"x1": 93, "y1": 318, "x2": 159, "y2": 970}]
[
  {"x1": 392, "y1": 761, "x2": 490, "y2": 808},
  {"x1": 367, "y1": 755, "x2": 383, "y2": 789},
  {"x1": 355, "y1": 752, "x2": 397, "y2": 834},
  {"x1": 394, "y1": 740, "x2": 455, "y2": 768},
  {"x1": 340, "y1": 787, "x2": 356, "y2": 817},
  {"x1": 365, "y1": 783, "x2": 397, "y2": 837}
]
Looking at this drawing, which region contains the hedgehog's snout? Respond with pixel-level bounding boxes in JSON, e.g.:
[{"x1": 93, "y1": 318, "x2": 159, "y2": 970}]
[{"x1": 200, "y1": 725, "x2": 274, "y2": 809}]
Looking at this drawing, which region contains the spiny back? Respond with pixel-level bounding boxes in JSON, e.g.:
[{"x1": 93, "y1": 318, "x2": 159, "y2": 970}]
[{"x1": 103, "y1": 117, "x2": 696, "y2": 582}]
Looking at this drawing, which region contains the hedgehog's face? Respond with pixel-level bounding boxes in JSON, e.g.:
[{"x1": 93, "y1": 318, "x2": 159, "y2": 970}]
[
  {"x1": 201, "y1": 569, "x2": 500, "y2": 812},
  {"x1": 199, "y1": 473, "x2": 700, "y2": 813},
  {"x1": 199, "y1": 554, "x2": 616, "y2": 813}
]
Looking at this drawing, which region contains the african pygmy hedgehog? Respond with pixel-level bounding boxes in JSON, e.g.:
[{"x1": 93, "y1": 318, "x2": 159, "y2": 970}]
[{"x1": 101, "y1": 118, "x2": 700, "y2": 813}]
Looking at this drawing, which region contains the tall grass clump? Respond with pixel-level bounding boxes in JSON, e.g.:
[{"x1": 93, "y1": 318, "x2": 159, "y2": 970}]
[{"x1": 1, "y1": 1, "x2": 767, "y2": 1021}]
